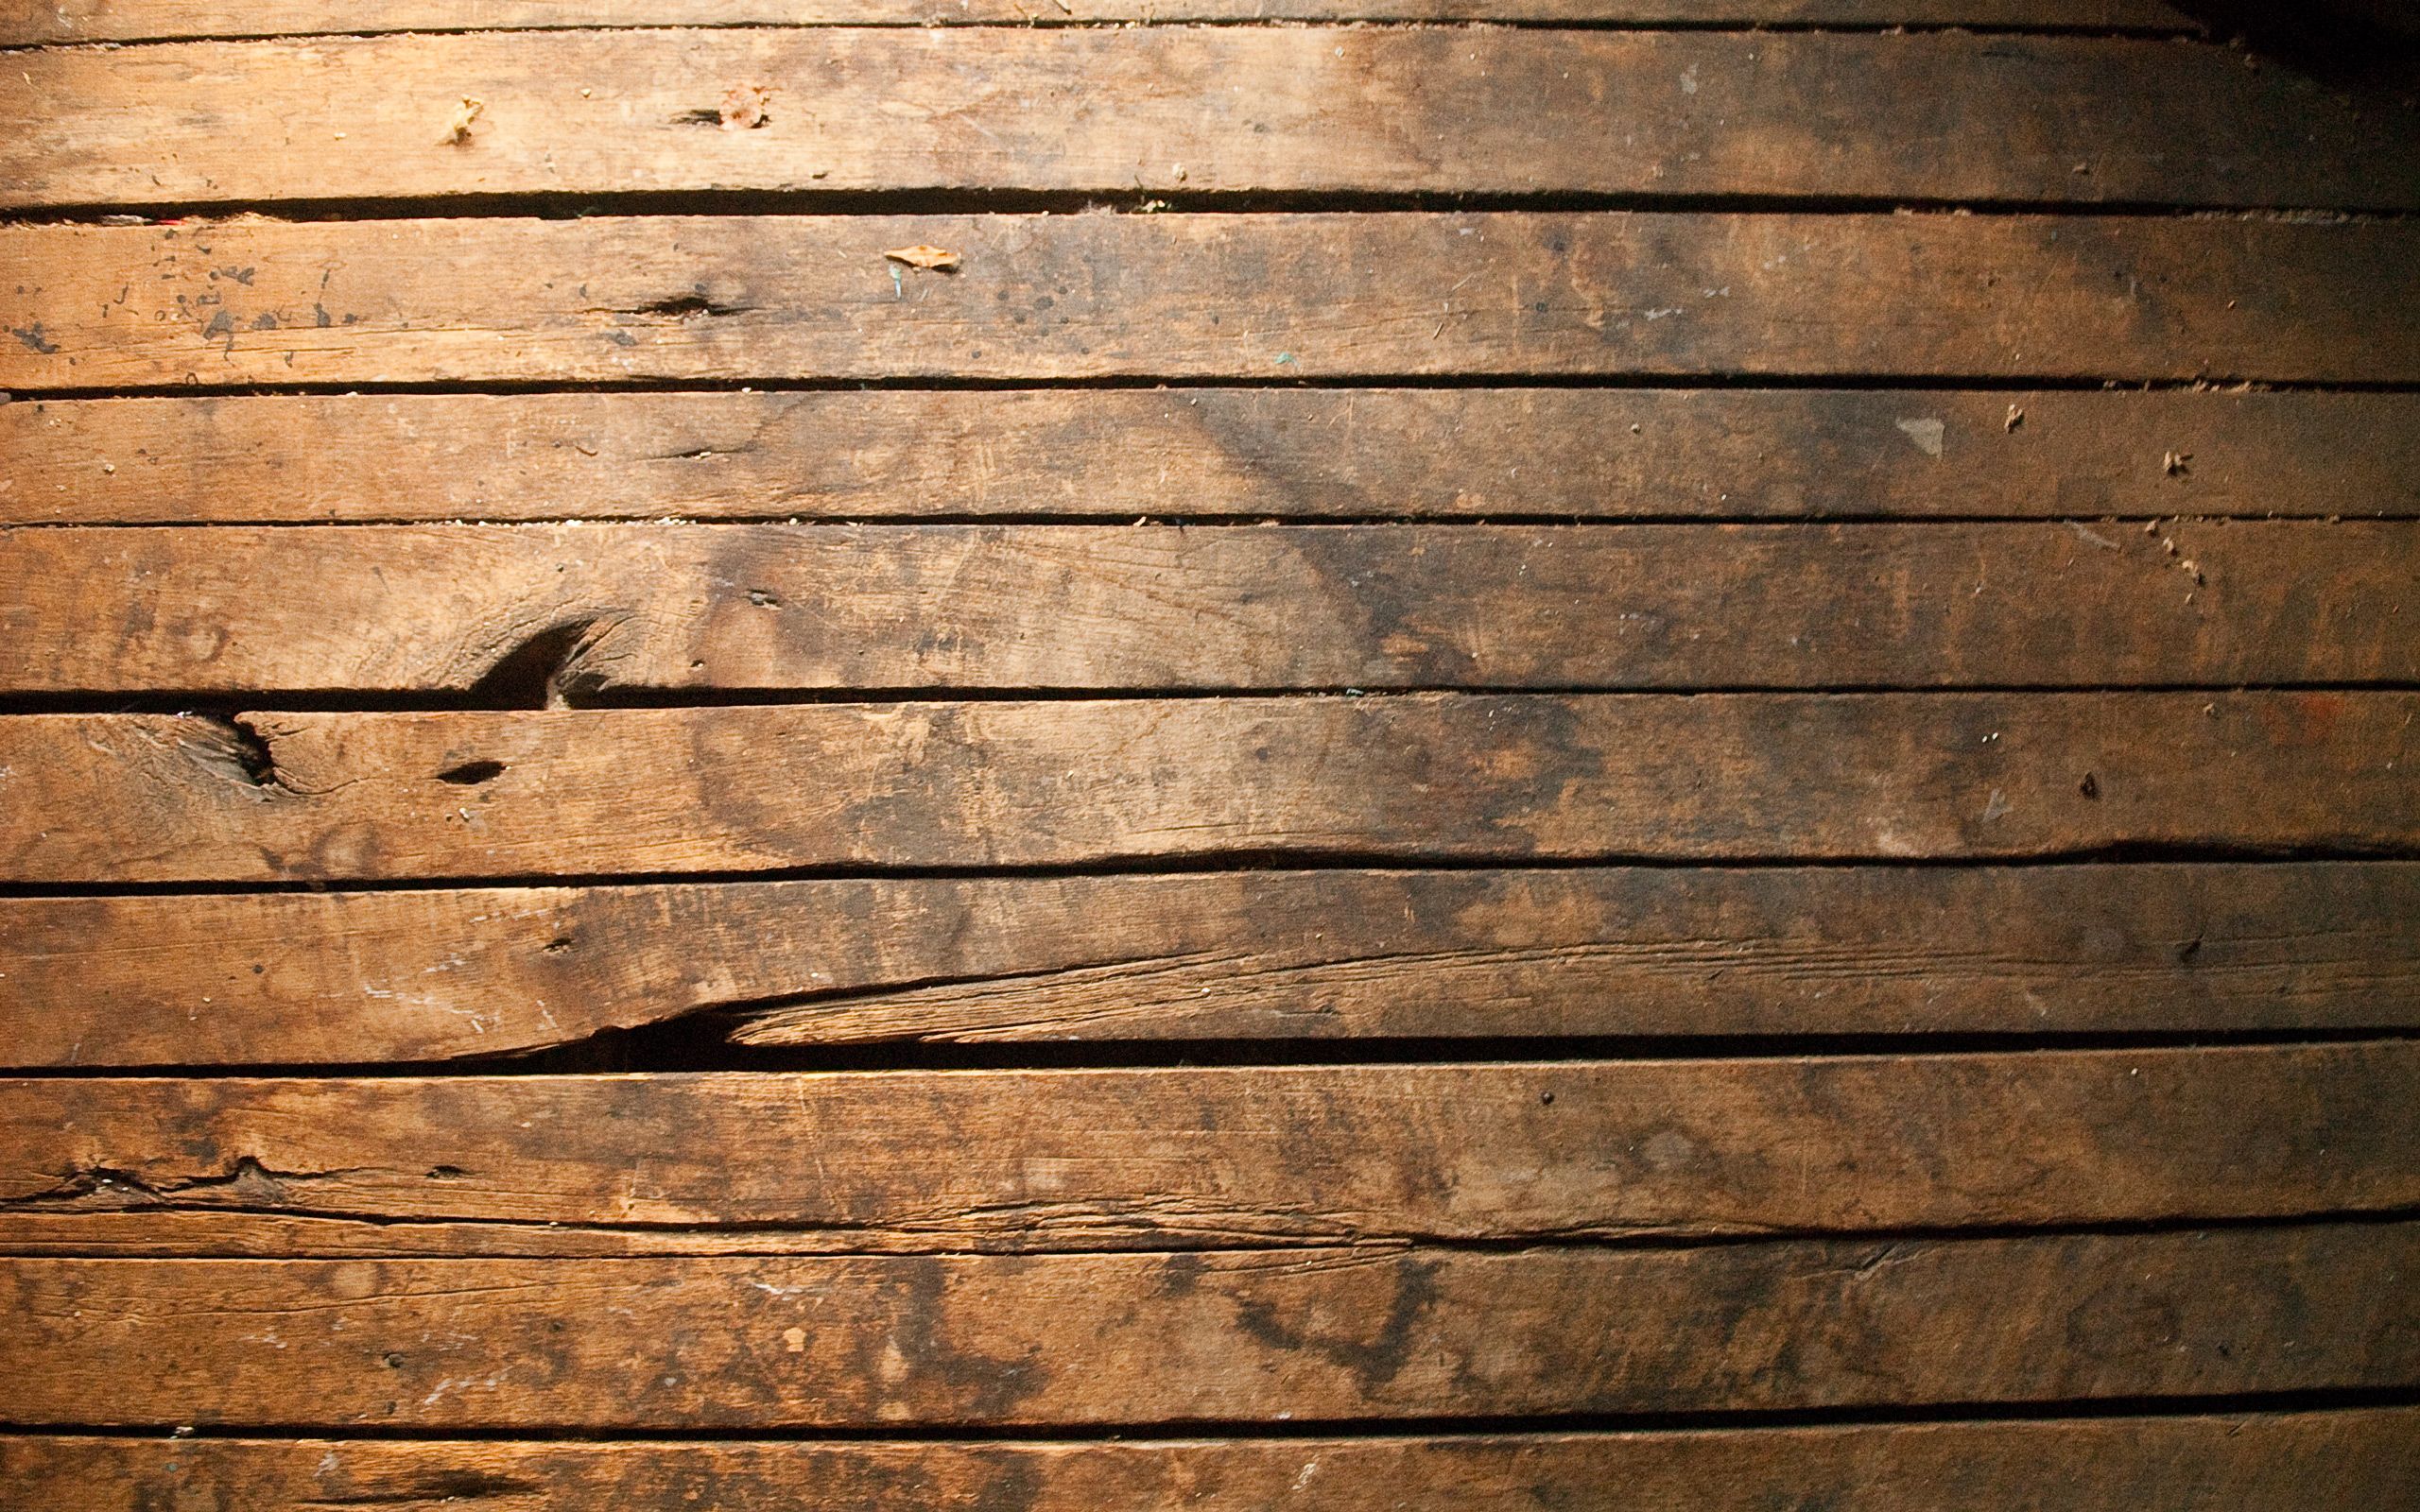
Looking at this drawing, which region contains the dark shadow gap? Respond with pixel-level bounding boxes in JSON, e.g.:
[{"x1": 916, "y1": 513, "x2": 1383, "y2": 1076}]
[
  {"x1": 9, "y1": 1025, "x2": 2417, "y2": 1080},
  {"x1": 12, "y1": 371, "x2": 2420, "y2": 404},
  {"x1": 11, "y1": 186, "x2": 2414, "y2": 226},
  {"x1": 14, "y1": 507, "x2": 2420, "y2": 529},
  {"x1": 4, "y1": 679, "x2": 2419, "y2": 718},
  {"x1": 6, "y1": 1386, "x2": 2418, "y2": 1445},
  {"x1": 6, "y1": 844, "x2": 2420, "y2": 903}
]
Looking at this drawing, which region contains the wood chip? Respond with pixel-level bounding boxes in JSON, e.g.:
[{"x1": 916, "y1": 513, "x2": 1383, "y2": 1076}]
[
  {"x1": 439, "y1": 96, "x2": 484, "y2": 146},
  {"x1": 884, "y1": 244, "x2": 961, "y2": 271}
]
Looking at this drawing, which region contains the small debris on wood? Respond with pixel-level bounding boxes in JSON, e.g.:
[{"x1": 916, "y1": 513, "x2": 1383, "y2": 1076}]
[
  {"x1": 2004, "y1": 404, "x2": 2024, "y2": 432},
  {"x1": 884, "y1": 245, "x2": 961, "y2": 272},
  {"x1": 2163, "y1": 450, "x2": 2192, "y2": 477},
  {"x1": 440, "y1": 97, "x2": 485, "y2": 146},
  {"x1": 719, "y1": 85, "x2": 774, "y2": 130},
  {"x1": 2078, "y1": 772, "x2": 2100, "y2": 799}
]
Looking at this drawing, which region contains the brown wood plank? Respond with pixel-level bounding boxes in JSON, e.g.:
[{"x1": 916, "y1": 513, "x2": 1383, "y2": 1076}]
[
  {"x1": 9, "y1": 1412, "x2": 2416, "y2": 1511},
  {"x1": 10, "y1": 864, "x2": 2413, "y2": 1067},
  {"x1": 10, "y1": 521, "x2": 2411, "y2": 696},
  {"x1": 9, "y1": 388, "x2": 2420, "y2": 525},
  {"x1": 4, "y1": 1048, "x2": 2411, "y2": 1256},
  {"x1": 9, "y1": 31, "x2": 2384, "y2": 211},
  {"x1": 9, "y1": 213, "x2": 2415, "y2": 390},
  {"x1": 6, "y1": 1226, "x2": 2413, "y2": 1426},
  {"x1": 1, "y1": 694, "x2": 2410, "y2": 884},
  {"x1": 0, "y1": 2, "x2": 2204, "y2": 48}
]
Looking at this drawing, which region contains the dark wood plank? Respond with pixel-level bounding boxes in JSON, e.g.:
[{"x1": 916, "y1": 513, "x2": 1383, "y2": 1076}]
[
  {"x1": 9, "y1": 388, "x2": 2420, "y2": 524},
  {"x1": 7, "y1": 1226, "x2": 2414, "y2": 1426},
  {"x1": 10, "y1": 521, "x2": 2411, "y2": 696},
  {"x1": 10, "y1": 31, "x2": 2388, "y2": 210},
  {"x1": 10, "y1": 1047, "x2": 2410, "y2": 1254},
  {"x1": 0, "y1": 2, "x2": 2204, "y2": 47},
  {"x1": 2, "y1": 694, "x2": 2410, "y2": 884},
  {"x1": 10, "y1": 864, "x2": 2414, "y2": 1066},
  {"x1": 9, "y1": 213, "x2": 2416, "y2": 390},
  {"x1": 9, "y1": 1412, "x2": 2416, "y2": 1512}
]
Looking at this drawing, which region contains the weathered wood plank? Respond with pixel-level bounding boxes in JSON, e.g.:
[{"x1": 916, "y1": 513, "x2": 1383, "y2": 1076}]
[
  {"x1": 0, "y1": 2, "x2": 2204, "y2": 48},
  {"x1": 9, "y1": 213, "x2": 2415, "y2": 390},
  {"x1": 2, "y1": 694, "x2": 2409, "y2": 884},
  {"x1": 4, "y1": 1048, "x2": 2411, "y2": 1256},
  {"x1": 7, "y1": 1226, "x2": 2413, "y2": 1426},
  {"x1": 9, "y1": 388, "x2": 2420, "y2": 524},
  {"x1": 11, "y1": 521, "x2": 2411, "y2": 696},
  {"x1": 11, "y1": 864, "x2": 2414, "y2": 1066},
  {"x1": 10, "y1": 1412, "x2": 2416, "y2": 1512},
  {"x1": 10, "y1": 31, "x2": 2386, "y2": 211}
]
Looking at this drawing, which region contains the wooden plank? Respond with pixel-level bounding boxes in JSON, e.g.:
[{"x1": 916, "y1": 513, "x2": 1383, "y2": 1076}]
[
  {"x1": 0, "y1": 3, "x2": 2205, "y2": 48},
  {"x1": 11, "y1": 864, "x2": 2414, "y2": 1067},
  {"x1": 3, "y1": 1048, "x2": 2411, "y2": 1257},
  {"x1": 1, "y1": 694, "x2": 2409, "y2": 884},
  {"x1": 9, "y1": 1412, "x2": 2416, "y2": 1512},
  {"x1": 6, "y1": 1226, "x2": 2413, "y2": 1426},
  {"x1": 10, "y1": 521, "x2": 2412, "y2": 696},
  {"x1": 9, "y1": 31, "x2": 2384, "y2": 211},
  {"x1": 9, "y1": 388, "x2": 2420, "y2": 525},
  {"x1": 9, "y1": 213, "x2": 2416, "y2": 390}
]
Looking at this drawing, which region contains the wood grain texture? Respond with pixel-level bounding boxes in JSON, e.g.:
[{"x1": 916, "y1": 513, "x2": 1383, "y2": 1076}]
[
  {"x1": 8, "y1": 1225, "x2": 2415, "y2": 1426},
  {"x1": 11, "y1": 520, "x2": 2411, "y2": 696},
  {"x1": 9, "y1": 387, "x2": 2420, "y2": 524},
  {"x1": 3, "y1": 694, "x2": 2410, "y2": 884},
  {"x1": 9, "y1": 212, "x2": 2416, "y2": 390},
  {"x1": 11, "y1": 31, "x2": 2392, "y2": 211},
  {"x1": 0, "y1": 2, "x2": 2204, "y2": 47},
  {"x1": 9, "y1": 1412, "x2": 2415, "y2": 1512},
  {"x1": 11, "y1": 864, "x2": 2414, "y2": 1066},
  {"x1": 4, "y1": 1047, "x2": 2412, "y2": 1257}
]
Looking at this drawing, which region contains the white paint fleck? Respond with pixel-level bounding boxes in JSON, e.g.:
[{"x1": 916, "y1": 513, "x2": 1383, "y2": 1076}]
[{"x1": 1895, "y1": 418, "x2": 1946, "y2": 456}]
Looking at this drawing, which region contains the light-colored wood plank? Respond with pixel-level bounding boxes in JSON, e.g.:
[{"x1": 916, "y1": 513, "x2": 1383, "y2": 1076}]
[
  {"x1": 9, "y1": 31, "x2": 2379, "y2": 210},
  {"x1": 10, "y1": 1047, "x2": 2409, "y2": 1253},
  {"x1": 9, "y1": 388, "x2": 2418, "y2": 524},
  {"x1": 9, "y1": 212, "x2": 2415, "y2": 390},
  {"x1": 9, "y1": 521, "x2": 2410, "y2": 696},
  {"x1": 2, "y1": 694, "x2": 2409, "y2": 884},
  {"x1": 9, "y1": 1412, "x2": 2415, "y2": 1512},
  {"x1": 11, "y1": 864, "x2": 2413, "y2": 1066},
  {"x1": 0, "y1": 3, "x2": 2207, "y2": 48},
  {"x1": 7, "y1": 1226, "x2": 2413, "y2": 1426}
]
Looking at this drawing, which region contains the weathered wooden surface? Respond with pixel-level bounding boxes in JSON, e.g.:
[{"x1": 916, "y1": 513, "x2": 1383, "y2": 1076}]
[
  {"x1": 4, "y1": 0, "x2": 2411, "y2": 1469},
  {"x1": 3, "y1": 694, "x2": 2409, "y2": 884},
  {"x1": 10, "y1": 864, "x2": 2413, "y2": 1065},
  {"x1": 9, "y1": 1047, "x2": 2409, "y2": 1254},
  {"x1": 10, "y1": 387, "x2": 2420, "y2": 525},
  {"x1": 9, "y1": 1412, "x2": 2415, "y2": 1512},
  {"x1": 9, "y1": 213, "x2": 2418, "y2": 390},
  {"x1": 13, "y1": 31, "x2": 2394, "y2": 210},
  {"x1": 0, "y1": 1, "x2": 2204, "y2": 47},
  {"x1": 8, "y1": 1225, "x2": 2415, "y2": 1426},
  {"x1": 12, "y1": 521, "x2": 2411, "y2": 696}
]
